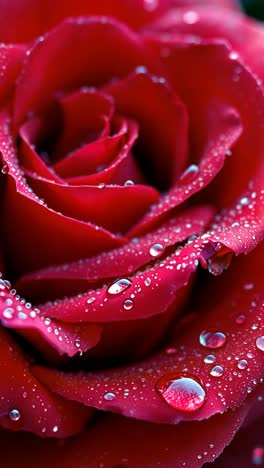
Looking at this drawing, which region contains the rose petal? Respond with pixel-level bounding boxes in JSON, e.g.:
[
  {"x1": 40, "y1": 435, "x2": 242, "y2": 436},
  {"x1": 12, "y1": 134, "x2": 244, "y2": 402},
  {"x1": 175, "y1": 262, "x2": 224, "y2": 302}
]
[
  {"x1": 19, "y1": 116, "x2": 63, "y2": 183},
  {"x1": 33, "y1": 241, "x2": 264, "y2": 424},
  {"x1": 24, "y1": 172, "x2": 159, "y2": 234},
  {"x1": 17, "y1": 204, "x2": 214, "y2": 302},
  {"x1": 0, "y1": 44, "x2": 27, "y2": 106},
  {"x1": 0, "y1": 280, "x2": 102, "y2": 357},
  {"x1": 52, "y1": 88, "x2": 114, "y2": 160},
  {"x1": 14, "y1": 17, "x2": 163, "y2": 128},
  {"x1": 0, "y1": 0, "x2": 171, "y2": 42},
  {"x1": 0, "y1": 111, "x2": 125, "y2": 275},
  {"x1": 206, "y1": 416, "x2": 264, "y2": 468},
  {"x1": 0, "y1": 327, "x2": 90, "y2": 437},
  {"x1": 128, "y1": 100, "x2": 241, "y2": 236},
  {"x1": 147, "y1": 6, "x2": 264, "y2": 83},
  {"x1": 36, "y1": 238, "x2": 201, "y2": 323},
  {"x1": 105, "y1": 69, "x2": 188, "y2": 190},
  {"x1": 0, "y1": 401, "x2": 258, "y2": 467},
  {"x1": 144, "y1": 38, "x2": 264, "y2": 210}
]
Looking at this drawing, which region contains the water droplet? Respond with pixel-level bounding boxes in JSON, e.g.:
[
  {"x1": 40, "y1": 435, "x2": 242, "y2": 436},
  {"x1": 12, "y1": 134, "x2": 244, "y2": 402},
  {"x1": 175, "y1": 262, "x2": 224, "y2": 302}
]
[
  {"x1": 237, "y1": 359, "x2": 248, "y2": 370},
  {"x1": 144, "y1": 277, "x2": 151, "y2": 286},
  {"x1": 179, "y1": 164, "x2": 199, "y2": 184},
  {"x1": 240, "y1": 197, "x2": 250, "y2": 206},
  {"x1": 149, "y1": 243, "x2": 164, "y2": 258},
  {"x1": 74, "y1": 339, "x2": 81, "y2": 348},
  {"x1": 124, "y1": 180, "x2": 134, "y2": 186},
  {"x1": 207, "y1": 251, "x2": 233, "y2": 276},
  {"x1": 98, "y1": 183, "x2": 105, "y2": 189},
  {"x1": 210, "y1": 365, "x2": 224, "y2": 378},
  {"x1": 9, "y1": 409, "x2": 20, "y2": 421},
  {"x1": 156, "y1": 372, "x2": 207, "y2": 412},
  {"x1": 183, "y1": 10, "x2": 199, "y2": 24},
  {"x1": 103, "y1": 392, "x2": 116, "y2": 401},
  {"x1": 1, "y1": 163, "x2": 9, "y2": 174},
  {"x1": 252, "y1": 447, "x2": 264, "y2": 465},
  {"x1": 107, "y1": 278, "x2": 132, "y2": 295},
  {"x1": 256, "y1": 336, "x2": 264, "y2": 352},
  {"x1": 204, "y1": 354, "x2": 216, "y2": 364},
  {"x1": 135, "y1": 65, "x2": 147, "y2": 74},
  {"x1": 229, "y1": 51, "x2": 239, "y2": 60},
  {"x1": 3, "y1": 307, "x2": 14, "y2": 319},
  {"x1": 53, "y1": 425, "x2": 59, "y2": 433},
  {"x1": 199, "y1": 330, "x2": 227, "y2": 349},
  {"x1": 236, "y1": 314, "x2": 246, "y2": 324},
  {"x1": 17, "y1": 312, "x2": 27, "y2": 320},
  {"x1": 87, "y1": 296, "x2": 96, "y2": 304},
  {"x1": 123, "y1": 299, "x2": 134, "y2": 310}
]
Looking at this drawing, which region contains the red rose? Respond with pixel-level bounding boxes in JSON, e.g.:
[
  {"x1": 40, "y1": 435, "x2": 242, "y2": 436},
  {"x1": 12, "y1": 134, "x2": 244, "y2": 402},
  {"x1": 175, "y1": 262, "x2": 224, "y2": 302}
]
[{"x1": 0, "y1": 0, "x2": 264, "y2": 466}]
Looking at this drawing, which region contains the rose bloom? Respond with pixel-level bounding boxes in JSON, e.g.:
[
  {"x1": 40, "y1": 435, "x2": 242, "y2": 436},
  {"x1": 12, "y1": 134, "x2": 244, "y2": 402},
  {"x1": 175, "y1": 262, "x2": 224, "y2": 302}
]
[{"x1": 0, "y1": 0, "x2": 264, "y2": 466}]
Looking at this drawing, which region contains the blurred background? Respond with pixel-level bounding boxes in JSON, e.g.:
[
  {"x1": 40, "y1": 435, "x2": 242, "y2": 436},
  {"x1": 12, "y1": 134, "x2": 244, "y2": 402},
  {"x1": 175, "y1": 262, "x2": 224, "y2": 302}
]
[{"x1": 241, "y1": 0, "x2": 264, "y2": 20}]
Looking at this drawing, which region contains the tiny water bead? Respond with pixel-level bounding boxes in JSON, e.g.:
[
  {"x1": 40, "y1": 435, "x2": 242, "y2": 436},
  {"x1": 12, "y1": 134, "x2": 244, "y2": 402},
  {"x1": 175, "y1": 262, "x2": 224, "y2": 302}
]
[
  {"x1": 204, "y1": 354, "x2": 216, "y2": 364},
  {"x1": 9, "y1": 409, "x2": 20, "y2": 421},
  {"x1": 256, "y1": 336, "x2": 264, "y2": 352},
  {"x1": 149, "y1": 243, "x2": 164, "y2": 258},
  {"x1": 103, "y1": 392, "x2": 116, "y2": 401},
  {"x1": 209, "y1": 365, "x2": 224, "y2": 378},
  {"x1": 123, "y1": 299, "x2": 134, "y2": 311},
  {"x1": 199, "y1": 330, "x2": 227, "y2": 349},
  {"x1": 156, "y1": 372, "x2": 207, "y2": 412},
  {"x1": 107, "y1": 278, "x2": 132, "y2": 295}
]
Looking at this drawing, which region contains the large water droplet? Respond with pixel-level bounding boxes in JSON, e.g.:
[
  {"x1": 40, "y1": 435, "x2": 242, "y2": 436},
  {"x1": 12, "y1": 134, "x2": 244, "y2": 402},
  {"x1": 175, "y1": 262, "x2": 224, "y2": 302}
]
[
  {"x1": 256, "y1": 336, "x2": 264, "y2": 352},
  {"x1": 199, "y1": 330, "x2": 227, "y2": 349},
  {"x1": 123, "y1": 299, "x2": 134, "y2": 311},
  {"x1": 207, "y1": 251, "x2": 233, "y2": 276},
  {"x1": 210, "y1": 365, "x2": 224, "y2": 378},
  {"x1": 9, "y1": 409, "x2": 20, "y2": 421},
  {"x1": 107, "y1": 278, "x2": 132, "y2": 295},
  {"x1": 149, "y1": 243, "x2": 164, "y2": 258},
  {"x1": 156, "y1": 372, "x2": 207, "y2": 412},
  {"x1": 179, "y1": 164, "x2": 199, "y2": 185}
]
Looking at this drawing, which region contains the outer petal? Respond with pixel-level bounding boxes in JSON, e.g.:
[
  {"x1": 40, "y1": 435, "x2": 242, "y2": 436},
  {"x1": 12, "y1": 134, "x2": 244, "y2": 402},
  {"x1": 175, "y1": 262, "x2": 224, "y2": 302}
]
[
  {"x1": 17, "y1": 205, "x2": 214, "y2": 302},
  {"x1": 0, "y1": 0, "x2": 172, "y2": 42},
  {"x1": 0, "y1": 327, "x2": 90, "y2": 437},
  {"x1": 0, "y1": 280, "x2": 102, "y2": 357},
  {"x1": 0, "y1": 392, "x2": 261, "y2": 467},
  {"x1": 34, "y1": 242, "x2": 264, "y2": 424},
  {"x1": 147, "y1": 6, "x2": 264, "y2": 83}
]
